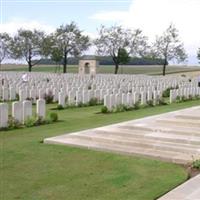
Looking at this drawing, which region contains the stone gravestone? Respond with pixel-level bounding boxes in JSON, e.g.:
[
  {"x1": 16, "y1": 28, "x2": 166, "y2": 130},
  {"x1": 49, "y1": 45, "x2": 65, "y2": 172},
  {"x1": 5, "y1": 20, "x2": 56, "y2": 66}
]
[
  {"x1": 36, "y1": 99, "x2": 46, "y2": 119},
  {"x1": 12, "y1": 101, "x2": 23, "y2": 124},
  {"x1": 0, "y1": 103, "x2": 8, "y2": 128},
  {"x1": 23, "y1": 100, "x2": 32, "y2": 123}
]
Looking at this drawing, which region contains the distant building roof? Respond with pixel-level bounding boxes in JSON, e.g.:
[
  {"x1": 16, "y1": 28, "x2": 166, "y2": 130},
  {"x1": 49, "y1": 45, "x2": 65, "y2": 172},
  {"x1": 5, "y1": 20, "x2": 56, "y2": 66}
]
[{"x1": 80, "y1": 55, "x2": 98, "y2": 60}]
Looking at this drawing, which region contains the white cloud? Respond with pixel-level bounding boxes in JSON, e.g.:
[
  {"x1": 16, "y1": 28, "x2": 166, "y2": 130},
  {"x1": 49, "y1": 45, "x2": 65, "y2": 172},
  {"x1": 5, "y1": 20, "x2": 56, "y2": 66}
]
[
  {"x1": 91, "y1": 0, "x2": 200, "y2": 64},
  {"x1": 0, "y1": 18, "x2": 55, "y2": 35}
]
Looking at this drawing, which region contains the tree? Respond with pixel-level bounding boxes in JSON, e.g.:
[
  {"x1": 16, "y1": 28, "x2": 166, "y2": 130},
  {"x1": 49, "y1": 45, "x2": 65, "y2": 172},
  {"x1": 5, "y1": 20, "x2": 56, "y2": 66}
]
[
  {"x1": 53, "y1": 22, "x2": 90, "y2": 73},
  {"x1": 0, "y1": 33, "x2": 11, "y2": 70},
  {"x1": 118, "y1": 48, "x2": 130, "y2": 65},
  {"x1": 10, "y1": 29, "x2": 48, "y2": 72},
  {"x1": 152, "y1": 24, "x2": 187, "y2": 76},
  {"x1": 95, "y1": 25, "x2": 148, "y2": 74},
  {"x1": 197, "y1": 48, "x2": 200, "y2": 62},
  {"x1": 50, "y1": 48, "x2": 63, "y2": 72}
]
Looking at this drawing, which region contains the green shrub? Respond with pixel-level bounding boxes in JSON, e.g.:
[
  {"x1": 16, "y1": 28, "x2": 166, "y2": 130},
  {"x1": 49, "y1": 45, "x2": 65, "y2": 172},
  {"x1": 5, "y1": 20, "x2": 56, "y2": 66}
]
[
  {"x1": 44, "y1": 91, "x2": 54, "y2": 104},
  {"x1": 24, "y1": 117, "x2": 35, "y2": 127},
  {"x1": 134, "y1": 101, "x2": 140, "y2": 110},
  {"x1": 101, "y1": 106, "x2": 108, "y2": 113},
  {"x1": 188, "y1": 95, "x2": 193, "y2": 100},
  {"x1": 34, "y1": 116, "x2": 45, "y2": 126},
  {"x1": 89, "y1": 98, "x2": 98, "y2": 106},
  {"x1": 176, "y1": 96, "x2": 181, "y2": 103},
  {"x1": 15, "y1": 94, "x2": 19, "y2": 101},
  {"x1": 49, "y1": 112, "x2": 58, "y2": 122},
  {"x1": 162, "y1": 88, "x2": 171, "y2": 98},
  {"x1": 158, "y1": 98, "x2": 168, "y2": 105},
  {"x1": 162, "y1": 86, "x2": 178, "y2": 98},
  {"x1": 8, "y1": 117, "x2": 21, "y2": 129},
  {"x1": 147, "y1": 100, "x2": 154, "y2": 107},
  {"x1": 77, "y1": 102, "x2": 84, "y2": 107},
  {"x1": 57, "y1": 104, "x2": 64, "y2": 110},
  {"x1": 114, "y1": 104, "x2": 126, "y2": 112},
  {"x1": 181, "y1": 95, "x2": 187, "y2": 102},
  {"x1": 192, "y1": 160, "x2": 200, "y2": 170}
]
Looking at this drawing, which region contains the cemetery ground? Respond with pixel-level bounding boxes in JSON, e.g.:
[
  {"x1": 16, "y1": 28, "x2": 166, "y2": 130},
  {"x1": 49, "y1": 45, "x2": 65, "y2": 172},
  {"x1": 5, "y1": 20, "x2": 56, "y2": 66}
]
[
  {"x1": 1, "y1": 100, "x2": 200, "y2": 200},
  {"x1": 1, "y1": 64, "x2": 200, "y2": 75}
]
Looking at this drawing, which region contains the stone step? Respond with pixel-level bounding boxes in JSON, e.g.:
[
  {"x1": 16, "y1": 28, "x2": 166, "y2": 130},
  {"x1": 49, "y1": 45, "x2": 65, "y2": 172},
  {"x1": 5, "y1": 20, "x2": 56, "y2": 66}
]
[
  {"x1": 175, "y1": 114, "x2": 200, "y2": 120},
  {"x1": 44, "y1": 106, "x2": 200, "y2": 164},
  {"x1": 94, "y1": 128, "x2": 200, "y2": 146},
  {"x1": 44, "y1": 136, "x2": 199, "y2": 164},
  {"x1": 69, "y1": 133, "x2": 200, "y2": 154},
  {"x1": 156, "y1": 118, "x2": 200, "y2": 128},
  {"x1": 119, "y1": 124, "x2": 200, "y2": 137}
]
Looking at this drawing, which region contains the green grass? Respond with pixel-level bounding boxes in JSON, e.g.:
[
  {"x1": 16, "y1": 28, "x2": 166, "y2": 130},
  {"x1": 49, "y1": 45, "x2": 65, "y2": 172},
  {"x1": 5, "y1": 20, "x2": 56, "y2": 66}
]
[
  {"x1": 1, "y1": 100, "x2": 200, "y2": 200},
  {"x1": 2, "y1": 64, "x2": 200, "y2": 75}
]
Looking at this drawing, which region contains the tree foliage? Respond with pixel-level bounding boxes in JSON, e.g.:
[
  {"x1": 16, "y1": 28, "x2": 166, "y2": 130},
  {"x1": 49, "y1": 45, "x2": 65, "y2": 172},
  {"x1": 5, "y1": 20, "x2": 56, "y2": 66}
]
[
  {"x1": 52, "y1": 22, "x2": 90, "y2": 73},
  {"x1": 9, "y1": 29, "x2": 48, "y2": 72},
  {"x1": 95, "y1": 25, "x2": 148, "y2": 74},
  {"x1": 118, "y1": 48, "x2": 130, "y2": 65},
  {"x1": 152, "y1": 24, "x2": 187, "y2": 76},
  {"x1": 0, "y1": 33, "x2": 11, "y2": 69}
]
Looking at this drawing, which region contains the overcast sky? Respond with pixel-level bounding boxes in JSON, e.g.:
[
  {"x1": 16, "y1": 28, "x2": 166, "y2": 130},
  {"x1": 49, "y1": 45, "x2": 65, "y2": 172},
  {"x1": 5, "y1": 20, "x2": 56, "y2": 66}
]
[{"x1": 1, "y1": 0, "x2": 200, "y2": 65}]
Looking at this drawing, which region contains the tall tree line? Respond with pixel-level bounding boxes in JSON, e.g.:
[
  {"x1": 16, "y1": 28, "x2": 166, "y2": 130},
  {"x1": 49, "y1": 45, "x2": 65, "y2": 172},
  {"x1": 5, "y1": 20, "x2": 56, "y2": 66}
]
[{"x1": 1, "y1": 22, "x2": 196, "y2": 75}]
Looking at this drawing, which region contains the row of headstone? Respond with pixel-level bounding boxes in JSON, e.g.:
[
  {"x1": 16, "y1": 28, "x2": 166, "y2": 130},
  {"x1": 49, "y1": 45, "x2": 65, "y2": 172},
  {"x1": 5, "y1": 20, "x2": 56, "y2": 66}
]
[
  {"x1": 0, "y1": 99, "x2": 46, "y2": 128},
  {"x1": 103, "y1": 90, "x2": 162, "y2": 111},
  {"x1": 0, "y1": 72, "x2": 199, "y2": 108},
  {"x1": 170, "y1": 87, "x2": 200, "y2": 103}
]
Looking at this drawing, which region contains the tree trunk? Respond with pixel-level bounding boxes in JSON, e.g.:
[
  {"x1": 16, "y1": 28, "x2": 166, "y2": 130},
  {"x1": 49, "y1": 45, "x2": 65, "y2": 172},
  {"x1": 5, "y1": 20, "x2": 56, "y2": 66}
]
[
  {"x1": 0, "y1": 62, "x2": 1, "y2": 71},
  {"x1": 28, "y1": 62, "x2": 32, "y2": 72},
  {"x1": 114, "y1": 63, "x2": 119, "y2": 74},
  {"x1": 113, "y1": 57, "x2": 119, "y2": 74},
  {"x1": 28, "y1": 49, "x2": 32, "y2": 72},
  {"x1": 162, "y1": 59, "x2": 167, "y2": 76},
  {"x1": 63, "y1": 52, "x2": 67, "y2": 73}
]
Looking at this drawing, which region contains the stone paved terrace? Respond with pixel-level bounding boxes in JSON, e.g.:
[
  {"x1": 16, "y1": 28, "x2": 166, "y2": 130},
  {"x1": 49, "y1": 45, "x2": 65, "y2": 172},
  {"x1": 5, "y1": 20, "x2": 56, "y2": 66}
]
[
  {"x1": 158, "y1": 174, "x2": 200, "y2": 200},
  {"x1": 44, "y1": 106, "x2": 200, "y2": 164}
]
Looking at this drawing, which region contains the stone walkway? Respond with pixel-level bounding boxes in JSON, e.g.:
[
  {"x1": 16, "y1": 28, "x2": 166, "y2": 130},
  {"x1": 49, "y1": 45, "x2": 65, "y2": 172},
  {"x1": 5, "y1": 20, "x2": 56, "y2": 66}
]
[
  {"x1": 44, "y1": 106, "x2": 200, "y2": 164},
  {"x1": 158, "y1": 174, "x2": 200, "y2": 200}
]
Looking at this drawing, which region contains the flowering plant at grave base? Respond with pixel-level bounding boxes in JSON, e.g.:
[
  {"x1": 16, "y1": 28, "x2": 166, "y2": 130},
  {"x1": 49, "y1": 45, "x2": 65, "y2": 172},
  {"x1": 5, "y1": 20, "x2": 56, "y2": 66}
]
[{"x1": 192, "y1": 160, "x2": 200, "y2": 170}]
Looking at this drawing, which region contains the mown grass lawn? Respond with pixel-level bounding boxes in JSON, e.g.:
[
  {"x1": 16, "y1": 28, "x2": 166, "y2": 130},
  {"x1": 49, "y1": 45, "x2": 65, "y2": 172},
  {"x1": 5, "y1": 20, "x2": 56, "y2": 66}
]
[
  {"x1": 2, "y1": 64, "x2": 200, "y2": 75},
  {"x1": 1, "y1": 100, "x2": 200, "y2": 200}
]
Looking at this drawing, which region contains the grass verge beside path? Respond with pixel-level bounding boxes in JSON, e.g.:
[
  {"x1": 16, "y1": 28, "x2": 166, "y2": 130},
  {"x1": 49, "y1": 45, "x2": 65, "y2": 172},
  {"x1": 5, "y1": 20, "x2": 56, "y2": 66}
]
[{"x1": 1, "y1": 100, "x2": 199, "y2": 200}]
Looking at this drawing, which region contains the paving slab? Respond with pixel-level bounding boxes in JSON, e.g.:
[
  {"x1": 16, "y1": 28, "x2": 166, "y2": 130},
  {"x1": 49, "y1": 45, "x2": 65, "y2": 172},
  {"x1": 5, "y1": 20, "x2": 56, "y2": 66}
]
[{"x1": 158, "y1": 174, "x2": 200, "y2": 200}]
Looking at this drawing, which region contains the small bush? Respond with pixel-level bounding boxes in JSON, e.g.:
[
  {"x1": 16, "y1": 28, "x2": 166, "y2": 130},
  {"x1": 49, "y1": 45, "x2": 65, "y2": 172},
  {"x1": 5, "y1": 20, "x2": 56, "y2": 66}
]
[
  {"x1": 176, "y1": 96, "x2": 181, "y2": 103},
  {"x1": 181, "y1": 95, "x2": 187, "y2": 102},
  {"x1": 114, "y1": 104, "x2": 126, "y2": 112},
  {"x1": 134, "y1": 101, "x2": 140, "y2": 110},
  {"x1": 89, "y1": 98, "x2": 98, "y2": 106},
  {"x1": 24, "y1": 117, "x2": 35, "y2": 127},
  {"x1": 147, "y1": 100, "x2": 154, "y2": 107},
  {"x1": 101, "y1": 106, "x2": 108, "y2": 113},
  {"x1": 16, "y1": 94, "x2": 19, "y2": 101},
  {"x1": 49, "y1": 112, "x2": 58, "y2": 122},
  {"x1": 8, "y1": 117, "x2": 21, "y2": 129},
  {"x1": 34, "y1": 116, "x2": 46, "y2": 126},
  {"x1": 44, "y1": 91, "x2": 54, "y2": 104},
  {"x1": 77, "y1": 102, "x2": 85, "y2": 107},
  {"x1": 57, "y1": 104, "x2": 64, "y2": 110},
  {"x1": 158, "y1": 98, "x2": 168, "y2": 105},
  {"x1": 162, "y1": 88, "x2": 171, "y2": 98},
  {"x1": 192, "y1": 160, "x2": 200, "y2": 170}
]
